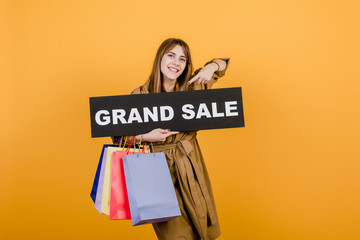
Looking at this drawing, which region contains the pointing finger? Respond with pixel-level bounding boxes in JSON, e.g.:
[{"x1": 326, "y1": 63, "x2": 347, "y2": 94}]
[
  {"x1": 165, "y1": 131, "x2": 179, "y2": 137},
  {"x1": 197, "y1": 77, "x2": 204, "y2": 85},
  {"x1": 160, "y1": 129, "x2": 169, "y2": 134},
  {"x1": 188, "y1": 76, "x2": 198, "y2": 85}
]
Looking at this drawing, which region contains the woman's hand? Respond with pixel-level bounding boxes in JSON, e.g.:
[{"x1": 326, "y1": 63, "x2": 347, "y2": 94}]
[
  {"x1": 138, "y1": 128, "x2": 179, "y2": 142},
  {"x1": 188, "y1": 62, "x2": 218, "y2": 85}
]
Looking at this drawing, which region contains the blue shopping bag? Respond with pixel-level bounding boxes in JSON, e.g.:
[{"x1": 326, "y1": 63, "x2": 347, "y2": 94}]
[
  {"x1": 90, "y1": 144, "x2": 115, "y2": 203},
  {"x1": 123, "y1": 152, "x2": 181, "y2": 226}
]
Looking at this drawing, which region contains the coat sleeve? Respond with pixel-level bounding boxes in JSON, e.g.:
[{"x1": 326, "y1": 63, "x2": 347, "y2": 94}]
[{"x1": 193, "y1": 58, "x2": 230, "y2": 90}]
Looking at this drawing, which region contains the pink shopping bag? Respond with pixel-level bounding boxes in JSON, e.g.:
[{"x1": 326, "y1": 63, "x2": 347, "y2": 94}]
[{"x1": 109, "y1": 140, "x2": 147, "y2": 220}]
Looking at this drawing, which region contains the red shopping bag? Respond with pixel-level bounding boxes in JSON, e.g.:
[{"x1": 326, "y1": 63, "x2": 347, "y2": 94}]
[{"x1": 109, "y1": 140, "x2": 147, "y2": 220}]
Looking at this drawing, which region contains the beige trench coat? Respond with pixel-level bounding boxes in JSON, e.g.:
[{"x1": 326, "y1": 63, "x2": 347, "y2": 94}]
[{"x1": 114, "y1": 58, "x2": 230, "y2": 240}]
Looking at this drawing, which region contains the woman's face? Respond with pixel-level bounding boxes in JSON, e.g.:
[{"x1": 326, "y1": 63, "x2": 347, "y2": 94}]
[{"x1": 160, "y1": 45, "x2": 187, "y2": 82}]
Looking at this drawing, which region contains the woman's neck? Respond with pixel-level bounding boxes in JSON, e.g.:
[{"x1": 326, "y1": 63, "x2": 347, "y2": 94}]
[{"x1": 163, "y1": 77, "x2": 176, "y2": 92}]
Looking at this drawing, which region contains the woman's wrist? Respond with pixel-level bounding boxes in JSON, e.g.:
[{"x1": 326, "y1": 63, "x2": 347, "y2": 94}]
[
  {"x1": 135, "y1": 134, "x2": 144, "y2": 142},
  {"x1": 206, "y1": 62, "x2": 220, "y2": 72},
  {"x1": 211, "y1": 62, "x2": 220, "y2": 71}
]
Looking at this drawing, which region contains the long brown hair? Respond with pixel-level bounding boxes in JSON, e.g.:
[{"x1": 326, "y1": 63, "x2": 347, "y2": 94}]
[{"x1": 148, "y1": 38, "x2": 194, "y2": 93}]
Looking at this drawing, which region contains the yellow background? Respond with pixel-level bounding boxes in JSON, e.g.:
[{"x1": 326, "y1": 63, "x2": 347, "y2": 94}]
[{"x1": 1, "y1": 0, "x2": 359, "y2": 239}]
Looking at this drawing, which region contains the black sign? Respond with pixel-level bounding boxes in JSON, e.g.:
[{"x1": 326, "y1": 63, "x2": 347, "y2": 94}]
[{"x1": 89, "y1": 87, "x2": 245, "y2": 138}]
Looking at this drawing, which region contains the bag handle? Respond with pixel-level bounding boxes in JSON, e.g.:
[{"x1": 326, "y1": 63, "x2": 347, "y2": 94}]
[
  {"x1": 146, "y1": 142, "x2": 156, "y2": 157},
  {"x1": 138, "y1": 135, "x2": 142, "y2": 154},
  {"x1": 116, "y1": 136, "x2": 127, "y2": 150},
  {"x1": 126, "y1": 136, "x2": 136, "y2": 153},
  {"x1": 136, "y1": 141, "x2": 151, "y2": 158},
  {"x1": 121, "y1": 136, "x2": 128, "y2": 150},
  {"x1": 150, "y1": 142, "x2": 155, "y2": 153},
  {"x1": 142, "y1": 142, "x2": 146, "y2": 153},
  {"x1": 116, "y1": 136, "x2": 122, "y2": 147}
]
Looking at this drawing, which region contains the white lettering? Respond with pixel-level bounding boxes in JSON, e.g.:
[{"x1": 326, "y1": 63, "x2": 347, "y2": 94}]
[
  {"x1": 95, "y1": 110, "x2": 111, "y2": 126},
  {"x1": 160, "y1": 106, "x2": 174, "y2": 121},
  {"x1": 196, "y1": 103, "x2": 211, "y2": 119},
  {"x1": 182, "y1": 104, "x2": 195, "y2": 119},
  {"x1": 211, "y1": 102, "x2": 225, "y2": 117},
  {"x1": 127, "y1": 108, "x2": 143, "y2": 123},
  {"x1": 112, "y1": 109, "x2": 127, "y2": 124},
  {"x1": 143, "y1": 107, "x2": 158, "y2": 123},
  {"x1": 225, "y1": 101, "x2": 238, "y2": 116},
  {"x1": 94, "y1": 101, "x2": 237, "y2": 127}
]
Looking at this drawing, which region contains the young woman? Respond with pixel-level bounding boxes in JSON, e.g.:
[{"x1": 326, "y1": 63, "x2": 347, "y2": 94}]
[{"x1": 114, "y1": 38, "x2": 229, "y2": 240}]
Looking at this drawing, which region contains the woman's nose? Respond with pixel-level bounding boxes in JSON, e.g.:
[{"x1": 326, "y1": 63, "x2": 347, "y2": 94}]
[{"x1": 173, "y1": 58, "x2": 180, "y2": 66}]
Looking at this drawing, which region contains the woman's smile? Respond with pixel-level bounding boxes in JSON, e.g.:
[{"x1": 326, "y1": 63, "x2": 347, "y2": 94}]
[{"x1": 168, "y1": 66, "x2": 180, "y2": 73}]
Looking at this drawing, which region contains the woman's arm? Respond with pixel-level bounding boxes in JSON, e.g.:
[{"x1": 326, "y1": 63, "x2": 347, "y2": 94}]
[
  {"x1": 113, "y1": 129, "x2": 179, "y2": 145},
  {"x1": 188, "y1": 58, "x2": 228, "y2": 85},
  {"x1": 134, "y1": 128, "x2": 179, "y2": 142}
]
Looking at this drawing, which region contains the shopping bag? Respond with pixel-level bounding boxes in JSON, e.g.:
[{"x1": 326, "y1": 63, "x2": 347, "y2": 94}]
[
  {"x1": 90, "y1": 144, "x2": 115, "y2": 203},
  {"x1": 109, "y1": 143, "x2": 147, "y2": 220},
  {"x1": 100, "y1": 137, "x2": 135, "y2": 215},
  {"x1": 93, "y1": 137, "x2": 124, "y2": 213},
  {"x1": 123, "y1": 151, "x2": 181, "y2": 226},
  {"x1": 94, "y1": 145, "x2": 113, "y2": 213},
  {"x1": 101, "y1": 137, "x2": 148, "y2": 215}
]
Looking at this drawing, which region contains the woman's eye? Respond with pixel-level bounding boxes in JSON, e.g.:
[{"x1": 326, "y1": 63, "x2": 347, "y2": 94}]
[
  {"x1": 168, "y1": 54, "x2": 174, "y2": 58},
  {"x1": 180, "y1": 59, "x2": 186, "y2": 62}
]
